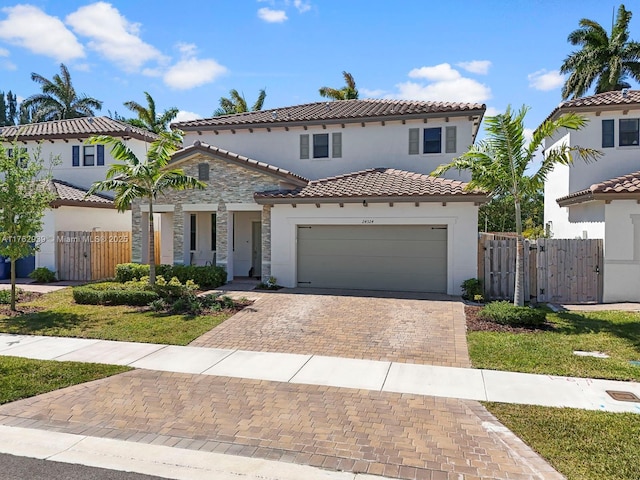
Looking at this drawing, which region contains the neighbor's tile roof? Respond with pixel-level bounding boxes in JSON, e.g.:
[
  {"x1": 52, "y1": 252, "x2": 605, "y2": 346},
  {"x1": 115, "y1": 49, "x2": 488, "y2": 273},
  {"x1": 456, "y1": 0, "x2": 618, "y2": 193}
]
[
  {"x1": 557, "y1": 170, "x2": 640, "y2": 206},
  {"x1": 254, "y1": 168, "x2": 488, "y2": 204},
  {"x1": 173, "y1": 99, "x2": 486, "y2": 129},
  {"x1": 0, "y1": 117, "x2": 158, "y2": 142},
  {"x1": 545, "y1": 90, "x2": 640, "y2": 124},
  {"x1": 49, "y1": 179, "x2": 114, "y2": 208}
]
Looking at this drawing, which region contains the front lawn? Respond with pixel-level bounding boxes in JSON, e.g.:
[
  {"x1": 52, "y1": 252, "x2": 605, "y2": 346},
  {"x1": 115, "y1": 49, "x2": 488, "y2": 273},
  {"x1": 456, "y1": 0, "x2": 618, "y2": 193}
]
[
  {"x1": 486, "y1": 402, "x2": 640, "y2": 480},
  {"x1": 0, "y1": 288, "x2": 235, "y2": 345},
  {"x1": 467, "y1": 308, "x2": 640, "y2": 381},
  {"x1": 0, "y1": 355, "x2": 129, "y2": 405}
]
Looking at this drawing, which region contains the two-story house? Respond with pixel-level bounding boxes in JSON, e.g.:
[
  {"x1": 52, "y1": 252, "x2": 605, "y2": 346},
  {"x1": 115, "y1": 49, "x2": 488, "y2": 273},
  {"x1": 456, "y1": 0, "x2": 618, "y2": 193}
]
[
  {"x1": 543, "y1": 90, "x2": 640, "y2": 302},
  {"x1": 136, "y1": 99, "x2": 488, "y2": 295},
  {"x1": 0, "y1": 117, "x2": 157, "y2": 277}
]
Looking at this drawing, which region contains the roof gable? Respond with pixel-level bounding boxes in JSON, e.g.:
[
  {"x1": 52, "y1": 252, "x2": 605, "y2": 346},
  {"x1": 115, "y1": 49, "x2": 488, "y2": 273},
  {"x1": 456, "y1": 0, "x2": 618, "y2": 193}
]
[
  {"x1": 49, "y1": 179, "x2": 115, "y2": 209},
  {"x1": 544, "y1": 90, "x2": 640, "y2": 125}
]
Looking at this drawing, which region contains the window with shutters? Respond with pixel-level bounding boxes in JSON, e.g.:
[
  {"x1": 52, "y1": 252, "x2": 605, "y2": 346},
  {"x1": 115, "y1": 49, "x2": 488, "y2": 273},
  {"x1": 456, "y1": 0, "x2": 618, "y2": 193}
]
[
  {"x1": 408, "y1": 128, "x2": 419, "y2": 155},
  {"x1": 7, "y1": 148, "x2": 28, "y2": 167},
  {"x1": 313, "y1": 134, "x2": 329, "y2": 158},
  {"x1": 83, "y1": 146, "x2": 95, "y2": 166},
  {"x1": 332, "y1": 132, "x2": 342, "y2": 158},
  {"x1": 72, "y1": 144, "x2": 104, "y2": 166},
  {"x1": 619, "y1": 118, "x2": 639, "y2": 146},
  {"x1": 190, "y1": 214, "x2": 197, "y2": 251},
  {"x1": 445, "y1": 126, "x2": 456, "y2": 153},
  {"x1": 198, "y1": 163, "x2": 210, "y2": 181},
  {"x1": 423, "y1": 127, "x2": 442, "y2": 154},
  {"x1": 299, "y1": 134, "x2": 309, "y2": 159},
  {"x1": 602, "y1": 120, "x2": 614, "y2": 148}
]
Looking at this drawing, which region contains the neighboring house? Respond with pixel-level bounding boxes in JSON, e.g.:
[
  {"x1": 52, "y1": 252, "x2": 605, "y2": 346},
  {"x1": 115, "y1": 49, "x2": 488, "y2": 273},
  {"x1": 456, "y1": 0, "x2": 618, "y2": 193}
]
[
  {"x1": 543, "y1": 90, "x2": 640, "y2": 302},
  {"x1": 0, "y1": 117, "x2": 157, "y2": 276},
  {"x1": 136, "y1": 99, "x2": 488, "y2": 295}
]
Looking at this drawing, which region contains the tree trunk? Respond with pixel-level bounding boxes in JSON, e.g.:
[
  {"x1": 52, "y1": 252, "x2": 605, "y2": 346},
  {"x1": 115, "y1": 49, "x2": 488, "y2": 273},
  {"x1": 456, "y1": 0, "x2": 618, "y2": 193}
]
[
  {"x1": 513, "y1": 199, "x2": 525, "y2": 306},
  {"x1": 10, "y1": 258, "x2": 16, "y2": 311},
  {"x1": 148, "y1": 199, "x2": 156, "y2": 285}
]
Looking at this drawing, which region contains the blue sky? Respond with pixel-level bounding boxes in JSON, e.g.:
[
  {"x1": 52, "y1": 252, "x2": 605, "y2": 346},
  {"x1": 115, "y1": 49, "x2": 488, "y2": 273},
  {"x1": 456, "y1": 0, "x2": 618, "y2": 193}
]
[{"x1": 1, "y1": 0, "x2": 638, "y2": 136}]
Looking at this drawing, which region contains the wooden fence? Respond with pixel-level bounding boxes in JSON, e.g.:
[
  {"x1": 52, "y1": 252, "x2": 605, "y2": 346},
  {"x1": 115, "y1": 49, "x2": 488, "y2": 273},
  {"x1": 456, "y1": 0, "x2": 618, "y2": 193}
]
[
  {"x1": 57, "y1": 231, "x2": 131, "y2": 281},
  {"x1": 478, "y1": 234, "x2": 603, "y2": 303}
]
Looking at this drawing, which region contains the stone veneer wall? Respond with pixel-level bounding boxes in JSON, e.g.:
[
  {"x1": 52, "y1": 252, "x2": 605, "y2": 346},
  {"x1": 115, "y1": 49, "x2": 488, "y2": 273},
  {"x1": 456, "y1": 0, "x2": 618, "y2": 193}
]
[{"x1": 132, "y1": 154, "x2": 282, "y2": 281}]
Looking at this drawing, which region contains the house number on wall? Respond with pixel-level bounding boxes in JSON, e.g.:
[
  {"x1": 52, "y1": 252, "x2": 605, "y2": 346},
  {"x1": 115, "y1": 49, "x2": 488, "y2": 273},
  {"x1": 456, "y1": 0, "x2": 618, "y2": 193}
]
[{"x1": 362, "y1": 219, "x2": 374, "y2": 224}]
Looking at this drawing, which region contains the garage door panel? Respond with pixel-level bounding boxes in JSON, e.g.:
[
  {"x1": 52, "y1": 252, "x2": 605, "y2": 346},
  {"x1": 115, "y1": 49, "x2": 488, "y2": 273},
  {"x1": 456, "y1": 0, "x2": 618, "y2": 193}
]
[{"x1": 297, "y1": 225, "x2": 447, "y2": 293}]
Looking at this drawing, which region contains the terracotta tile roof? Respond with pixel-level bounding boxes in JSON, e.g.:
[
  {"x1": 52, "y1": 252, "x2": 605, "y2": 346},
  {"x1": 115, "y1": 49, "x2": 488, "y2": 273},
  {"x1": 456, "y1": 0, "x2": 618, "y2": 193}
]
[
  {"x1": 49, "y1": 179, "x2": 115, "y2": 208},
  {"x1": 254, "y1": 168, "x2": 488, "y2": 204},
  {"x1": 545, "y1": 90, "x2": 640, "y2": 123},
  {"x1": 0, "y1": 117, "x2": 158, "y2": 142},
  {"x1": 173, "y1": 99, "x2": 486, "y2": 130},
  {"x1": 557, "y1": 170, "x2": 640, "y2": 206},
  {"x1": 170, "y1": 140, "x2": 309, "y2": 186}
]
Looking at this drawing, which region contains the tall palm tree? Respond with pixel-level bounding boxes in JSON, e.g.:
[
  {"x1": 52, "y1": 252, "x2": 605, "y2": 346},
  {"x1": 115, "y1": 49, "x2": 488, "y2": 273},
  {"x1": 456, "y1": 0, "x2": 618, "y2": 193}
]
[
  {"x1": 431, "y1": 106, "x2": 600, "y2": 305},
  {"x1": 123, "y1": 92, "x2": 178, "y2": 133},
  {"x1": 319, "y1": 71, "x2": 359, "y2": 100},
  {"x1": 213, "y1": 89, "x2": 266, "y2": 116},
  {"x1": 87, "y1": 130, "x2": 205, "y2": 284},
  {"x1": 561, "y1": 4, "x2": 640, "y2": 99},
  {"x1": 22, "y1": 63, "x2": 103, "y2": 122}
]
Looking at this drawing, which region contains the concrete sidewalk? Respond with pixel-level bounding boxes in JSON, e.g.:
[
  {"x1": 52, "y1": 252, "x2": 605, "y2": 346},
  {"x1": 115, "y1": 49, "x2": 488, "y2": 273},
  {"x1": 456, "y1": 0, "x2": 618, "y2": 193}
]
[{"x1": 2, "y1": 332, "x2": 639, "y2": 414}]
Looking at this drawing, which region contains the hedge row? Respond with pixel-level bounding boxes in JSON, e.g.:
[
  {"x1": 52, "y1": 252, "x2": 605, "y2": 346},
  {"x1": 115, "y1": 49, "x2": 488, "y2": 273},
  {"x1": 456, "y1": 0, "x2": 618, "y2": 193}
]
[
  {"x1": 73, "y1": 287, "x2": 159, "y2": 306},
  {"x1": 115, "y1": 263, "x2": 226, "y2": 289}
]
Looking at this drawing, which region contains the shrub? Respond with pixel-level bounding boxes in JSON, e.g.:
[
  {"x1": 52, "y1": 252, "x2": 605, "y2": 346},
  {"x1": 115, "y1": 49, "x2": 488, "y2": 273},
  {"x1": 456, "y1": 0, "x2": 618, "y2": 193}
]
[
  {"x1": 0, "y1": 289, "x2": 23, "y2": 304},
  {"x1": 461, "y1": 278, "x2": 483, "y2": 301},
  {"x1": 73, "y1": 286, "x2": 158, "y2": 306},
  {"x1": 153, "y1": 276, "x2": 199, "y2": 301},
  {"x1": 256, "y1": 276, "x2": 281, "y2": 290},
  {"x1": 114, "y1": 263, "x2": 226, "y2": 289},
  {"x1": 477, "y1": 301, "x2": 546, "y2": 326},
  {"x1": 28, "y1": 267, "x2": 56, "y2": 283},
  {"x1": 115, "y1": 263, "x2": 150, "y2": 282}
]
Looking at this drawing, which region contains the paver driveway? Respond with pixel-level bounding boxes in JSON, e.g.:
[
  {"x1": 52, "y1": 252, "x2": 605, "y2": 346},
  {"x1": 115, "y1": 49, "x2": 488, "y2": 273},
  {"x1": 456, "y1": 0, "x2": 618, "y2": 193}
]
[{"x1": 192, "y1": 289, "x2": 471, "y2": 368}]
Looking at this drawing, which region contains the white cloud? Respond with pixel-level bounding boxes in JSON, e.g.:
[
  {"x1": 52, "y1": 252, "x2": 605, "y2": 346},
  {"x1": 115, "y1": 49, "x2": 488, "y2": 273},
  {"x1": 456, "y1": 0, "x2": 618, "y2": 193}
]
[
  {"x1": 0, "y1": 5, "x2": 84, "y2": 61},
  {"x1": 528, "y1": 69, "x2": 564, "y2": 91},
  {"x1": 0, "y1": 47, "x2": 8, "y2": 57},
  {"x1": 258, "y1": 7, "x2": 288, "y2": 23},
  {"x1": 409, "y1": 64, "x2": 461, "y2": 82},
  {"x1": 393, "y1": 78, "x2": 491, "y2": 103},
  {"x1": 66, "y1": 2, "x2": 165, "y2": 71},
  {"x1": 360, "y1": 88, "x2": 387, "y2": 98},
  {"x1": 484, "y1": 106, "x2": 500, "y2": 117},
  {"x1": 174, "y1": 110, "x2": 202, "y2": 123},
  {"x1": 457, "y1": 60, "x2": 491, "y2": 75},
  {"x1": 164, "y1": 58, "x2": 227, "y2": 90},
  {"x1": 293, "y1": 0, "x2": 311, "y2": 13}
]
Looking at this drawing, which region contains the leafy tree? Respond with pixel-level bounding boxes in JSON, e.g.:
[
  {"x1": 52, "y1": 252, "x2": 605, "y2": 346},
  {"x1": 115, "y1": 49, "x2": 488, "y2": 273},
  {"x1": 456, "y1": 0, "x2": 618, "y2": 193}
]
[
  {"x1": 431, "y1": 106, "x2": 600, "y2": 305},
  {"x1": 0, "y1": 142, "x2": 57, "y2": 310},
  {"x1": 479, "y1": 191, "x2": 544, "y2": 237},
  {"x1": 21, "y1": 63, "x2": 103, "y2": 122},
  {"x1": 319, "y1": 71, "x2": 359, "y2": 100},
  {"x1": 561, "y1": 4, "x2": 640, "y2": 99},
  {"x1": 87, "y1": 130, "x2": 205, "y2": 285},
  {"x1": 213, "y1": 89, "x2": 266, "y2": 116},
  {"x1": 0, "y1": 91, "x2": 18, "y2": 126},
  {"x1": 123, "y1": 92, "x2": 178, "y2": 133}
]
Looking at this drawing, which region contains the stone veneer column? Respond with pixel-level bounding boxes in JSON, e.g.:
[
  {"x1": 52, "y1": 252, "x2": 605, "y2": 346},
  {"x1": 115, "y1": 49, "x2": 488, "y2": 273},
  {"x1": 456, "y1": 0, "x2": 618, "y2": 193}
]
[
  {"x1": 216, "y1": 202, "x2": 228, "y2": 271},
  {"x1": 131, "y1": 202, "x2": 143, "y2": 263},
  {"x1": 173, "y1": 205, "x2": 184, "y2": 265},
  {"x1": 261, "y1": 205, "x2": 272, "y2": 282}
]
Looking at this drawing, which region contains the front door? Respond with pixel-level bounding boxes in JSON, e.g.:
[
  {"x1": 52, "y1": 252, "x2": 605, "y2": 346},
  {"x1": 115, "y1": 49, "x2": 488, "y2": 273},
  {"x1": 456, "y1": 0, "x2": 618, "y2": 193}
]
[{"x1": 251, "y1": 222, "x2": 262, "y2": 278}]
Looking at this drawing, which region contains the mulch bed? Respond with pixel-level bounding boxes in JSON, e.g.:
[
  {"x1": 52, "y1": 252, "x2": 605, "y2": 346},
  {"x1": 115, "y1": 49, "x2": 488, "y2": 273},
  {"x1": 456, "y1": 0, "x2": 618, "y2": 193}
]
[
  {"x1": 464, "y1": 305, "x2": 556, "y2": 333},
  {"x1": 0, "y1": 291, "x2": 44, "y2": 317}
]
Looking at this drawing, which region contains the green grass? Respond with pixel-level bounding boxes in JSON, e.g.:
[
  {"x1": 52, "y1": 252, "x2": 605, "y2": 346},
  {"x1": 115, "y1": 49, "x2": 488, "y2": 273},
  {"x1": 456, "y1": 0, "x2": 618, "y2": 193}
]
[
  {"x1": 468, "y1": 310, "x2": 640, "y2": 381},
  {"x1": 0, "y1": 355, "x2": 129, "y2": 405},
  {"x1": 0, "y1": 288, "x2": 232, "y2": 345},
  {"x1": 485, "y1": 403, "x2": 640, "y2": 480}
]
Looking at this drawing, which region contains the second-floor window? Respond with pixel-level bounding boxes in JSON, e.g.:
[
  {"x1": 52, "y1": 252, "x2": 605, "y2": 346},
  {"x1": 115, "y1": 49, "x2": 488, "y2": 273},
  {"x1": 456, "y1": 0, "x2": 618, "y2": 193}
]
[
  {"x1": 602, "y1": 119, "x2": 614, "y2": 148},
  {"x1": 300, "y1": 133, "x2": 342, "y2": 159},
  {"x1": 313, "y1": 134, "x2": 329, "y2": 158},
  {"x1": 423, "y1": 127, "x2": 442, "y2": 154},
  {"x1": 72, "y1": 145, "x2": 105, "y2": 166},
  {"x1": 619, "y1": 119, "x2": 639, "y2": 146}
]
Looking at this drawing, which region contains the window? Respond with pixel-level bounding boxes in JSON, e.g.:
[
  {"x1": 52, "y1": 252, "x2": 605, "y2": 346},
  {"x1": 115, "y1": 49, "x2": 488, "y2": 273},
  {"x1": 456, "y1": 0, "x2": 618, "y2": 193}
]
[
  {"x1": 408, "y1": 128, "x2": 419, "y2": 155},
  {"x1": 198, "y1": 163, "x2": 209, "y2": 181},
  {"x1": 602, "y1": 120, "x2": 614, "y2": 148},
  {"x1": 313, "y1": 134, "x2": 329, "y2": 158},
  {"x1": 619, "y1": 119, "x2": 639, "y2": 146},
  {"x1": 72, "y1": 144, "x2": 104, "y2": 166},
  {"x1": 7, "y1": 148, "x2": 28, "y2": 167},
  {"x1": 445, "y1": 126, "x2": 457, "y2": 153},
  {"x1": 211, "y1": 214, "x2": 217, "y2": 251},
  {"x1": 332, "y1": 132, "x2": 342, "y2": 158},
  {"x1": 190, "y1": 214, "x2": 197, "y2": 251},
  {"x1": 423, "y1": 127, "x2": 441, "y2": 154},
  {"x1": 300, "y1": 134, "x2": 309, "y2": 159}
]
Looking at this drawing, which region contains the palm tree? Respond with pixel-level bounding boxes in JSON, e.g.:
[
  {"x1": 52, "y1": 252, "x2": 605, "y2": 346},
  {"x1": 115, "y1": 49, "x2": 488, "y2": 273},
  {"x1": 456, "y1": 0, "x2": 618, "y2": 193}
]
[
  {"x1": 87, "y1": 130, "x2": 205, "y2": 284},
  {"x1": 213, "y1": 89, "x2": 266, "y2": 116},
  {"x1": 561, "y1": 4, "x2": 640, "y2": 99},
  {"x1": 123, "y1": 92, "x2": 178, "y2": 133},
  {"x1": 319, "y1": 71, "x2": 359, "y2": 100},
  {"x1": 431, "y1": 106, "x2": 600, "y2": 305},
  {"x1": 22, "y1": 63, "x2": 103, "y2": 122}
]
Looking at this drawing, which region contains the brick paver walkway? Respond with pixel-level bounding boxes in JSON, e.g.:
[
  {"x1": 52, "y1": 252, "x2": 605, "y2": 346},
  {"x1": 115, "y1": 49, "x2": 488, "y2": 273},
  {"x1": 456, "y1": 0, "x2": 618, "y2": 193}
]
[
  {"x1": 0, "y1": 370, "x2": 560, "y2": 480},
  {"x1": 191, "y1": 290, "x2": 471, "y2": 368}
]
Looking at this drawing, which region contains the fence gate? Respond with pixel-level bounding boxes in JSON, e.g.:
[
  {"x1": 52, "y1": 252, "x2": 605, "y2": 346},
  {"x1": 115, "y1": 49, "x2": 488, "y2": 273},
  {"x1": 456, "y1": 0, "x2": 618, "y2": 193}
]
[{"x1": 57, "y1": 231, "x2": 131, "y2": 281}]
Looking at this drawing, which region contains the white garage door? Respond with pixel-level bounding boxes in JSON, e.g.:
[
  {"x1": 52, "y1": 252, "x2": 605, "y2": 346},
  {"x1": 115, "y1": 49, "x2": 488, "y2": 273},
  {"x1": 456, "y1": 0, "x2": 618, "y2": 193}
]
[{"x1": 297, "y1": 225, "x2": 447, "y2": 292}]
